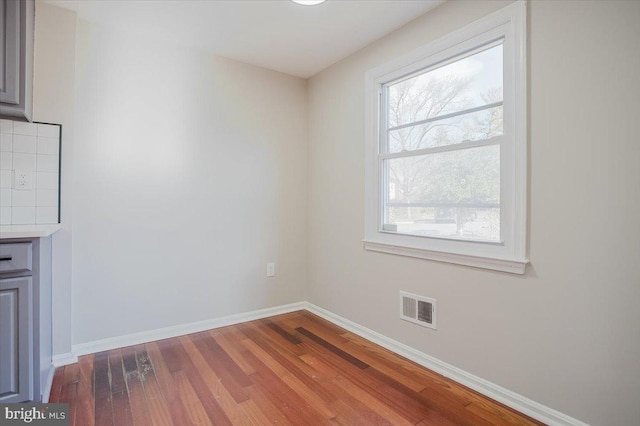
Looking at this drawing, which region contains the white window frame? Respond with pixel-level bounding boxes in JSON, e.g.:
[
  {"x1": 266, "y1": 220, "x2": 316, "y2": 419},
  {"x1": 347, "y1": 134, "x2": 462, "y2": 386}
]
[{"x1": 364, "y1": 2, "x2": 528, "y2": 274}]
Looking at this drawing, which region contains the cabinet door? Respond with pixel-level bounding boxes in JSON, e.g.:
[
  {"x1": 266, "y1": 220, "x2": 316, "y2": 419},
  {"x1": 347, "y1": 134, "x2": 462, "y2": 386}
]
[
  {"x1": 0, "y1": 276, "x2": 32, "y2": 403},
  {"x1": 0, "y1": 0, "x2": 20, "y2": 104},
  {"x1": 0, "y1": 0, "x2": 33, "y2": 120}
]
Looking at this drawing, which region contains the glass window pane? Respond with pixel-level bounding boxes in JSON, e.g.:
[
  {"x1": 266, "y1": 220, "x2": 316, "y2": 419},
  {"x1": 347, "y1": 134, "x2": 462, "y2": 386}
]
[
  {"x1": 388, "y1": 44, "x2": 503, "y2": 128},
  {"x1": 384, "y1": 145, "x2": 500, "y2": 242},
  {"x1": 388, "y1": 105, "x2": 502, "y2": 153}
]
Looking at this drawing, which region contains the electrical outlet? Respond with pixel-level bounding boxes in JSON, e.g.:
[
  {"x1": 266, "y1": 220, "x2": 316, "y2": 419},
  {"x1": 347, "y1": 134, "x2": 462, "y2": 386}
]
[
  {"x1": 267, "y1": 262, "x2": 275, "y2": 277},
  {"x1": 13, "y1": 170, "x2": 33, "y2": 190}
]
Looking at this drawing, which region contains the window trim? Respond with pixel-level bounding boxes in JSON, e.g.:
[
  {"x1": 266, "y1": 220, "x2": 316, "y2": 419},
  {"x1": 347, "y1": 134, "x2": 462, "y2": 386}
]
[{"x1": 364, "y1": 1, "x2": 528, "y2": 274}]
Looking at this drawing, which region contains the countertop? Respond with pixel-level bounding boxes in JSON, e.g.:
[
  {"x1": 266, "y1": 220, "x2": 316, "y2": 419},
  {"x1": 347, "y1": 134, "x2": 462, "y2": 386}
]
[{"x1": 0, "y1": 224, "x2": 63, "y2": 239}]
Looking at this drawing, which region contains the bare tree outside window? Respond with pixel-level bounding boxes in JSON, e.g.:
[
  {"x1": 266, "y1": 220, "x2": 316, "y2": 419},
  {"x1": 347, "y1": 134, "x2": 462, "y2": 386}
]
[{"x1": 382, "y1": 43, "x2": 503, "y2": 242}]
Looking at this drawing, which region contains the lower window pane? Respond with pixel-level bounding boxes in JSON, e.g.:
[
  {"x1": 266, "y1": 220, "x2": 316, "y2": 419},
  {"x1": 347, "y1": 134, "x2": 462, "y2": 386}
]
[{"x1": 384, "y1": 145, "x2": 500, "y2": 242}]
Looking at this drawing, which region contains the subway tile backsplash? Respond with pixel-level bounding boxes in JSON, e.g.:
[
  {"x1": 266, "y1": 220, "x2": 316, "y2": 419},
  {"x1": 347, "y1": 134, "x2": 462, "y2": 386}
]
[{"x1": 0, "y1": 118, "x2": 60, "y2": 225}]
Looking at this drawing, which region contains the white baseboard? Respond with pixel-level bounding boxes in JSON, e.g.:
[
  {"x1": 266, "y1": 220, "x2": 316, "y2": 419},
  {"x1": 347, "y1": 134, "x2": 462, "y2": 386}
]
[
  {"x1": 71, "y1": 302, "x2": 306, "y2": 357},
  {"x1": 51, "y1": 352, "x2": 78, "y2": 367},
  {"x1": 42, "y1": 364, "x2": 56, "y2": 403},
  {"x1": 303, "y1": 302, "x2": 589, "y2": 426}
]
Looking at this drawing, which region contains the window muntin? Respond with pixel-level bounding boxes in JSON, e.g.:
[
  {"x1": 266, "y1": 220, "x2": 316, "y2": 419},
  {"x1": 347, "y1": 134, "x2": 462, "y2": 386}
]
[
  {"x1": 380, "y1": 42, "x2": 504, "y2": 243},
  {"x1": 387, "y1": 104, "x2": 503, "y2": 153}
]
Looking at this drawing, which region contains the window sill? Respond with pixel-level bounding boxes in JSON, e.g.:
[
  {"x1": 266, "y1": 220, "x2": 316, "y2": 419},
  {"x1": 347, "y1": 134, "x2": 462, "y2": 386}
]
[{"x1": 362, "y1": 240, "x2": 528, "y2": 274}]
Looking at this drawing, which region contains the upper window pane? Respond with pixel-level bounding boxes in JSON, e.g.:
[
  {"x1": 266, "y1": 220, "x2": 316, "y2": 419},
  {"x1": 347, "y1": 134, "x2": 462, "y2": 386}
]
[{"x1": 387, "y1": 43, "x2": 503, "y2": 129}]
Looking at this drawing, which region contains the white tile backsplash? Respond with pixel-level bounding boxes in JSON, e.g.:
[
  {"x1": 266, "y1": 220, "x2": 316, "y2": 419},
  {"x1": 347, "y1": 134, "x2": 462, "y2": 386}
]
[
  {"x1": 0, "y1": 133, "x2": 12, "y2": 151},
  {"x1": 0, "y1": 152, "x2": 12, "y2": 170},
  {"x1": 12, "y1": 206, "x2": 36, "y2": 224},
  {"x1": 0, "y1": 170, "x2": 11, "y2": 188},
  {"x1": 12, "y1": 153, "x2": 36, "y2": 170},
  {"x1": 36, "y1": 206, "x2": 58, "y2": 224},
  {"x1": 36, "y1": 172, "x2": 58, "y2": 190},
  {"x1": 0, "y1": 207, "x2": 11, "y2": 225},
  {"x1": 37, "y1": 124, "x2": 60, "y2": 138},
  {"x1": 12, "y1": 134, "x2": 37, "y2": 153},
  {"x1": 13, "y1": 122, "x2": 38, "y2": 136},
  {"x1": 0, "y1": 119, "x2": 13, "y2": 134},
  {"x1": 37, "y1": 137, "x2": 59, "y2": 155},
  {"x1": 12, "y1": 189, "x2": 36, "y2": 207},
  {"x1": 37, "y1": 189, "x2": 58, "y2": 207},
  {"x1": 0, "y1": 118, "x2": 60, "y2": 225},
  {"x1": 0, "y1": 188, "x2": 11, "y2": 206},
  {"x1": 37, "y1": 154, "x2": 59, "y2": 172}
]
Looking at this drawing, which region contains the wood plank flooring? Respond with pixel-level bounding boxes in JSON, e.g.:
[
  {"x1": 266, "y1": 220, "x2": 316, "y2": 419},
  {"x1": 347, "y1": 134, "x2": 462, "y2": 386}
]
[{"x1": 49, "y1": 311, "x2": 543, "y2": 425}]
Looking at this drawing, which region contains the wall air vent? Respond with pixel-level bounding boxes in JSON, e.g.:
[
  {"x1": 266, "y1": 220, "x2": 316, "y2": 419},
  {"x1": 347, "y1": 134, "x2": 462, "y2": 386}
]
[{"x1": 400, "y1": 291, "x2": 436, "y2": 330}]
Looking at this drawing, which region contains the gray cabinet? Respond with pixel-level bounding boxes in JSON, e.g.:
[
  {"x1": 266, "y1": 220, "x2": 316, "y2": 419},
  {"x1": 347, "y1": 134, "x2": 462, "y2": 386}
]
[
  {"x1": 0, "y1": 0, "x2": 34, "y2": 121},
  {"x1": 0, "y1": 276, "x2": 32, "y2": 403},
  {"x1": 0, "y1": 238, "x2": 50, "y2": 402}
]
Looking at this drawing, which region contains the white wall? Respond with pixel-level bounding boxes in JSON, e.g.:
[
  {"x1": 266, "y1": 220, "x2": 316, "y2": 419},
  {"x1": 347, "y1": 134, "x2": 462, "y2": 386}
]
[
  {"x1": 33, "y1": 1, "x2": 76, "y2": 357},
  {"x1": 307, "y1": 1, "x2": 640, "y2": 425},
  {"x1": 70, "y1": 20, "x2": 308, "y2": 344}
]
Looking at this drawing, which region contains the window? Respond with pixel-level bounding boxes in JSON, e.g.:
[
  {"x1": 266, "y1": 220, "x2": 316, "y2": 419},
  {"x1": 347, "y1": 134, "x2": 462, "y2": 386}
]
[{"x1": 364, "y1": 2, "x2": 527, "y2": 274}]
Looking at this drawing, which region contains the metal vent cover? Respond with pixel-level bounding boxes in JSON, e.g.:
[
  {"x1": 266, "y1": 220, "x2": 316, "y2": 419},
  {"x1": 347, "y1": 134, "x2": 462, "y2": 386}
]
[{"x1": 400, "y1": 291, "x2": 436, "y2": 330}]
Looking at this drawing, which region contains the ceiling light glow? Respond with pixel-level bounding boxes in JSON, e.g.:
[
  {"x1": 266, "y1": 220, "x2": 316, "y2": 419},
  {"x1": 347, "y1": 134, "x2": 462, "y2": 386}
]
[{"x1": 292, "y1": 0, "x2": 327, "y2": 5}]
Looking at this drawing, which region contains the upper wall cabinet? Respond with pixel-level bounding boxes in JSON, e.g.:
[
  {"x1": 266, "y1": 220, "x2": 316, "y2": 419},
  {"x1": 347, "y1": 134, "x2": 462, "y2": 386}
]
[{"x1": 0, "y1": 0, "x2": 34, "y2": 122}]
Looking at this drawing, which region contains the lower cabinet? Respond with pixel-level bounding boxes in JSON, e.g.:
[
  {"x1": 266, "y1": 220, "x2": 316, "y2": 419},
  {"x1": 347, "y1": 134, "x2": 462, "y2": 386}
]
[
  {"x1": 0, "y1": 237, "x2": 51, "y2": 402},
  {"x1": 0, "y1": 276, "x2": 32, "y2": 403}
]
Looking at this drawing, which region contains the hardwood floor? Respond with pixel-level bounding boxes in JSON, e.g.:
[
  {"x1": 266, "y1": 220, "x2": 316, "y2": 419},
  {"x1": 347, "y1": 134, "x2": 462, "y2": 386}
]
[{"x1": 49, "y1": 311, "x2": 543, "y2": 425}]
